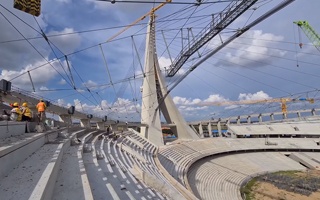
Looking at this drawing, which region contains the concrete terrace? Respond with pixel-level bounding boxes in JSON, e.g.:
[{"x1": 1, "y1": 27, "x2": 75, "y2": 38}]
[
  {"x1": 158, "y1": 137, "x2": 320, "y2": 199},
  {"x1": 1, "y1": 118, "x2": 320, "y2": 200}
]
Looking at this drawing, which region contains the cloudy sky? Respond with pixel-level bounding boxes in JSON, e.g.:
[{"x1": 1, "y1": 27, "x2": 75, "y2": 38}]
[{"x1": 1, "y1": 0, "x2": 320, "y2": 122}]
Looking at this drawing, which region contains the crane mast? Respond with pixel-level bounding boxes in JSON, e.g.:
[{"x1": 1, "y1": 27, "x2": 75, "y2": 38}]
[
  {"x1": 294, "y1": 20, "x2": 320, "y2": 52},
  {"x1": 106, "y1": 0, "x2": 171, "y2": 42}
]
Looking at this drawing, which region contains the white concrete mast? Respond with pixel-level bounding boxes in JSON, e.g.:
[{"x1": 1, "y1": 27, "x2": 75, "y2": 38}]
[{"x1": 140, "y1": 14, "x2": 198, "y2": 146}]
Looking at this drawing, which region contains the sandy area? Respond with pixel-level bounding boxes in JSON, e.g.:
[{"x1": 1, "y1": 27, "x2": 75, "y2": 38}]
[
  {"x1": 250, "y1": 170, "x2": 320, "y2": 200},
  {"x1": 252, "y1": 181, "x2": 320, "y2": 200}
]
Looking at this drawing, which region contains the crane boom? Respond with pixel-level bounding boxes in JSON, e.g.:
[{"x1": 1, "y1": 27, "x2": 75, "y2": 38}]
[
  {"x1": 294, "y1": 20, "x2": 320, "y2": 52},
  {"x1": 106, "y1": 0, "x2": 171, "y2": 42},
  {"x1": 200, "y1": 97, "x2": 315, "y2": 114}
]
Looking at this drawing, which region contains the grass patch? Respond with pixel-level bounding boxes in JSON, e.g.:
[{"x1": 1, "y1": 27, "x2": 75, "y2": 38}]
[
  {"x1": 241, "y1": 178, "x2": 258, "y2": 200},
  {"x1": 272, "y1": 170, "x2": 301, "y2": 177}
]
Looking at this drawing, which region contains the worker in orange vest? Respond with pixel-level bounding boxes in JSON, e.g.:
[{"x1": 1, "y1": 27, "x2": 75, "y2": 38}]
[{"x1": 36, "y1": 99, "x2": 46, "y2": 122}]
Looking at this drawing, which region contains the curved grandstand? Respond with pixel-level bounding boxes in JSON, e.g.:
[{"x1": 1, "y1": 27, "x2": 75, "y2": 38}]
[
  {"x1": 1, "y1": 0, "x2": 320, "y2": 199},
  {"x1": 1, "y1": 116, "x2": 320, "y2": 199}
]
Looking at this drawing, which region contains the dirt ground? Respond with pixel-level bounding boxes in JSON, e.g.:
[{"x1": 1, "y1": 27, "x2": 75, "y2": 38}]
[{"x1": 250, "y1": 170, "x2": 320, "y2": 200}]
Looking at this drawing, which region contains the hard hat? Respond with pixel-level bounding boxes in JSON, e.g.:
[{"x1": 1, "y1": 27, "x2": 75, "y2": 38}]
[
  {"x1": 40, "y1": 99, "x2": 43, "y2": 102},
  {"x1": 13, "y1": 102, "x2": 19, "y2": 107},
  {"x1": 22, "y1": 102, "x2": 28, "y2": 107}
]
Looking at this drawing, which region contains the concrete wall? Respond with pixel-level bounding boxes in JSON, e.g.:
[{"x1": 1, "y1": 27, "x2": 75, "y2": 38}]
[{"x1": 0, "y1": 121, "x2": 26, "y2": 139}]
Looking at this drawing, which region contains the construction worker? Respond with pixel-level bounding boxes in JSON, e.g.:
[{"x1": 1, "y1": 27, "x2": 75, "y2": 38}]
[
  {"x1": 36, "y1": 99, "x2": 46, "y2": 122},
  {"x1": 10, "y1": 102, "x2": 22, "y2": 121},
  {"x1": 21, "y1": 102, "x2": 32, "y2": 121}
]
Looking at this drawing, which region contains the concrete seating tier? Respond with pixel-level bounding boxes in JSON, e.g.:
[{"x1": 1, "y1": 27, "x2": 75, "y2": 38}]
[
  {"x1": 101, "y1": 133, "x2": 167, "y2": 199},
  {"x1": 52, "y1": 129, "x2": 97, "y2": 200},
  {"x1": 188, "y1": 152, "x2": 307, "y2": 200},
  {"x1": 0, "y1": 127, "x2": 89, "y2": 200},
  {"x1": 158, "y1": 137, "x2": 320, "y2": 199},
  {"x1": 229, "y1": 122, "x2": 320, "y2": 136}
]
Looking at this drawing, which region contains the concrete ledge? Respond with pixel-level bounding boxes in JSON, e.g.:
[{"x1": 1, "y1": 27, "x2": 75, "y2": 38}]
[
  {"x1": 121, "y1": 143, "x2": 147, "y2": 163},
  {"x1": 0, "y1": 142, "x2": 67, "y2": 200},
  {"x1": 289, "y1": 153, "x2": 320, "y2": 169},
  {"x1": 32, "y1": 129, "x2": 88, "y2": 200},
  {"x1": 154, "y1": 153, "x2": 199, "y2": 200},
  {"x1": 0, "y1": 121, "x2": 26, "y2": 139},
  {"x1": 0, "y1": 129, "x2": 63, "y2": 179},
  {"x1": 130, "y1": 164, "x2": 186, "y2": 199},
  {"x1": 28, "y1": 142, "x2": 69, "y2": 200},
  {"x1": 26, "y1": 122, "x2": 37, "y2": 133}
]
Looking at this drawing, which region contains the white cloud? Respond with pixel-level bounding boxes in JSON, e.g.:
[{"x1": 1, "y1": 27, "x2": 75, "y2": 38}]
[
  {"x1": 83, "y1": 80, "x2": 98, "y2": 89},
  {"x1": 203, "y1": 94, "x2": 228, "y2": 103},
  {"x1": 57, "y1": 99, "x2": 65, "y2": 106},
  {"x1": 0, "y1": 59, "x2": 65, "y2": 90},
  {"x1": 59, "y1": 79, "x2": 67, "y2": 85},
  {"x1": 39, "y1": 86, "x2": 48, "y2": 90},
  {"x1": 158, "y1": 56, "x2": 171, "y2": 72},
  {"x1": 179, "y1": 105, "x2": 208, "y2": 111},
  {"x1": 48, "y1": 28, "x2": 81, "y2": 54},
  {"x1": 173, "y1": 96, "x2": 201, "y2": 105},
  {"x1": 238, "y1": 90, "x2": 271, "y2": 101},
  {"x1": 76, "y1": 89, "x2": 86, "y2": 93},
  {"x1": 111, "y1": 98, "x2": 139, "y2": 114},
  {"x1": 217, "y1": 30, "x2": 286, "y2": 67}
]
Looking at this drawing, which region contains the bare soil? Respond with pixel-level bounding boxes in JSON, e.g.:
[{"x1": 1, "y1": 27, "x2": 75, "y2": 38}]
[
  {"x1": 253, "y1": 181, "x2": 320, "y2": 200},
  {"x1": 250, "y1": 170, "x2": 320, "y2": 200}
]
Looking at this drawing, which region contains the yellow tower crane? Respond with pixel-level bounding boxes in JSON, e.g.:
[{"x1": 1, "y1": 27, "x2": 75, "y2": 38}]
[
  {"x1": 200, "y1": 97, "x2": 315, "y2": 114},
  {"x1": 106, "y1": 0, "x2": 172, "y2": 42}
]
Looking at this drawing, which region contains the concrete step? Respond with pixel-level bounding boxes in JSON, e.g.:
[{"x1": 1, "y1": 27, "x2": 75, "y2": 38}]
[
  {"x1": 52, "y1": 130, "x2": 97, "y2": 200},
  {"x1": 289, "y1": 152, "x2": 320, "y2": 169},
  {"x1": 0, "y1": 141, "x2": 68, "y2": 200},
  {"x1": 0, "y1": 128, "x2": 66, "y2": 180}
]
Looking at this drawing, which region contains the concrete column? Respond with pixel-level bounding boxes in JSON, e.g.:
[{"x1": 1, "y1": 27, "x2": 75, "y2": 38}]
[
  {"x1": 270, "y1": 113, "x2": 274, "y2": 121},
  {"x1": 80, "y1": 118, "x2": 91, "y2": 128},
  {"x1": 258, "y1": 114, "x2": 262, "y2": 123},
  {"x1": 199, "y1": 123, "x2": 204, "y2": 138},
  {"x1": 247, "y1": 116, "x2": 251, "y2": 124},
  {"x1": 311, "y1": 108, "x2": 316, "y2": 116},
  {"x1": 59, "y1": 114, "x2": 72, "y2": 125},
  {"x1": 111, "y1": 124, "x2": 118, "y2": 132},
  {"x1": 282, "y1": 113, "x2": 287, "y2": 119},
  {"x1": 190, "y1": 125, "x2": 197, "y2": 135},
  {"x1": 207, "y1": 122, "x2": 212, "y2": 138},
  {"x1": 45, "y1": 118, "x2": 55, "y2": 127},
  {"x1": 297, "y1": 112, "x2": 301, "y2": 120},
  {"x1": 236, "y1": 116, "x2": 240, "y2": 125},
  {"x1": 226, "y1": 119, "x2": 230, "y2": 126},
  {"x1": 217, "y1": 120, "x2": 222, "y2": 137},
  {"x1": 96, "y1": 122, "x2": 105, "y2": 130}
]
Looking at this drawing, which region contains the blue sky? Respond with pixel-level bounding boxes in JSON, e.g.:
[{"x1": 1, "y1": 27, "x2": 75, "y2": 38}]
[{"x1": 1, "y1": 0, "x2": 320, "y2": 122}]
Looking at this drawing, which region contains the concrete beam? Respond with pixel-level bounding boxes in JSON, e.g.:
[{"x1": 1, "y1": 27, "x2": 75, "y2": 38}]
[
  {"x1": 96, "y1": 122, "x2": 105, "y2": 130},
  {"x1": 1, "y1": 91, "x2": 102, "y2": 122},
  {"x1": 59, "y1": 114, "x2": 72, "y2": 125},
  {"x1": 80, "y1": 119, "x2": 91, "y2": 128}
]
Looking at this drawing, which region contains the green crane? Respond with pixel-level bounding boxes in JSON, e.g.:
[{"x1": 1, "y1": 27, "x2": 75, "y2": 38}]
[{"x1": 294, "y1": 21, "x2": 320, "y2": 52}]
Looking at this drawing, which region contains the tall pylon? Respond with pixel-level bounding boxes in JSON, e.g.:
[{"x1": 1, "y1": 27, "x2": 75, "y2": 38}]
[{"x1": 140, "y1": 15, "x2": 199, "y2": 146}]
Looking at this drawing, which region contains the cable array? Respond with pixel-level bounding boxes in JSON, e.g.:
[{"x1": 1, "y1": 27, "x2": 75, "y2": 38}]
[{"x1": 0, "y1": 0, "x2": 319, "y2": 121}]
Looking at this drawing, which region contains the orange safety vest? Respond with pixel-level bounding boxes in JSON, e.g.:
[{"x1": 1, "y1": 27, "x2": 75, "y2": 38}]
[{"x1": 36, "y1": 102, "x2": 46, "y2": 112}]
